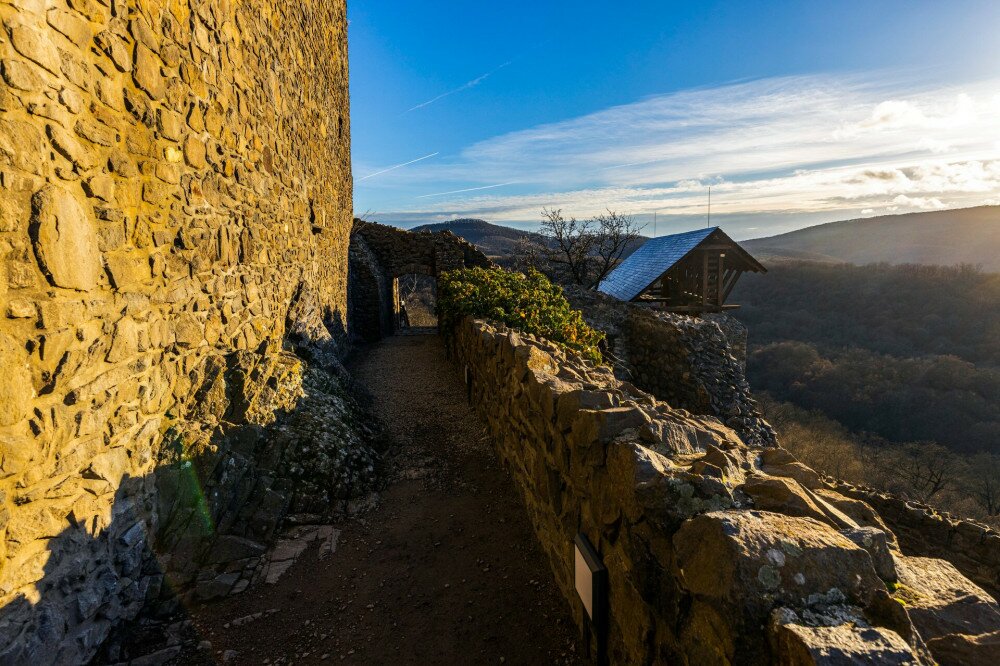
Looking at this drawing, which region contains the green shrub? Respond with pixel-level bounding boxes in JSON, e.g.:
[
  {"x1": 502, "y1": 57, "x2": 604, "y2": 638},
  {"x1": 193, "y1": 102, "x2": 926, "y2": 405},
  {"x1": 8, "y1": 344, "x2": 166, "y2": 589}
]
[{"x1": 437, "y1": 267, "x2": 605, "y2": 363}]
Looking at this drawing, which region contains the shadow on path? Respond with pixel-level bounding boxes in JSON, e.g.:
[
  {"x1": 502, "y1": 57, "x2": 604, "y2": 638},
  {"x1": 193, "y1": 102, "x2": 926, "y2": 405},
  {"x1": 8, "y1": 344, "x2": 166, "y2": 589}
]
[{"x1": 180, "y1": 335, "x2": 583, "y2": 665}]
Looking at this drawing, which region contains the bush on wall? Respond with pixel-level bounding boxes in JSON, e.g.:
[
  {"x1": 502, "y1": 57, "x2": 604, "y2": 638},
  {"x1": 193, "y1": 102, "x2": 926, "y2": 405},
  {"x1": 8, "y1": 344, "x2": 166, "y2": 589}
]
[{"x1": 437, "y1": 267, "x2": 605, "y2": 363}]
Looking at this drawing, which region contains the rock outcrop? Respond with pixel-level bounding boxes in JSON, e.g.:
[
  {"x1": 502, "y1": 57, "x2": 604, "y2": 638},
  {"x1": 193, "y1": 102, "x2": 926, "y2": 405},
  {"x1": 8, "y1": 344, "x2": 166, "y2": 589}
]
[
  {"x1": 565, "y1": 286, "x2": 776, "y2": 447},
  {"x1": 0, "y1": 0, "x2": 356, "y2": 662},
  {"x1": 832, "y1": 480, "x2": 1000, "y2": 603},
  {"x1": 448, "y1": 316, "x2": 1000, "y2": 664}
]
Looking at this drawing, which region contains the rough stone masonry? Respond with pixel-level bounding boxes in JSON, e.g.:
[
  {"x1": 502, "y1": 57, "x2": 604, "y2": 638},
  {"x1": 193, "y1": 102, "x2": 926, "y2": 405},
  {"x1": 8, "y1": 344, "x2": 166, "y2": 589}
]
[
  {"x1": 449, "y1": 316, "x2": 1000, "y2": 665},
  {"x1": 0, "y1": 0, "x2": 353, "y2": 662}
]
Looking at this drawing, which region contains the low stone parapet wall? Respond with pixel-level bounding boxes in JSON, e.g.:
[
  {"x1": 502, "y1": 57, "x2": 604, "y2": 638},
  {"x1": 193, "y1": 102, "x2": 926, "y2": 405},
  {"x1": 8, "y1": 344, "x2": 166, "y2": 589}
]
[
  {"x1": 448, "y1": 316, "x2": 1000, "y2": 665},
  {"x1": 832, "y1": 481, "x2": 1000, "y2": 602}
]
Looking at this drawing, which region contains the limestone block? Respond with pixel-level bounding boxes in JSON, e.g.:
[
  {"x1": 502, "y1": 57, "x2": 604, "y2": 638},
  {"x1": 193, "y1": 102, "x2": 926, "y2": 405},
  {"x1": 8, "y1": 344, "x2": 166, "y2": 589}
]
[
  {"x1": 0, "y1": 431, "x2": 33, "y2": 477},
  {"x1": 6, "y1": 500, "x2": 69, "y2": 544},
  {"x1": 0, "y1": 332, "x2": 33, "y2": 426},
  {"x1": 6, "y1": 298, "x2": 36, "y2": 319},
  {"x1": 106, "y1": 316, "x2": 139, "y2": 363},
  {"x1": 760, "y1": 447, "x2": 824, "y2": 489},
  {"x1": 893, "y1": 555, "x2": 1000, "y2": 642},
  {"x1": 769, "y1": 608, "x2": 926, "y2": 665},
  {"x1": 0, "y1": 58, "x2": 46, "y2": 91},
  {"x1": 173, "y1": 313, "x2": 204, "y2": 348},
  {"x1": 840, "y1": 526, "x2": 897, "y2": 582},
  {"x1": 742, "y1": 475, "x2": 858, "y2": 530},
  {"x1": 158, "y1": 108, "x2": 184, "y2": 141},
  {"x1": 59, "y1": 87, "x2": 84, "y2": 114},
  {"x1": 814, "y1": 488, "x2": 897, "y2": 545},
  {"x1": 129, "y1": 15, "x2": 159, "y2": 52},
  {"x1": 183, "y1": 133, "x2": 207, "y2": 168},
  {"x1": 925, "y1": 630, "x2": 1000, "y2": 666},
  {"x1": 75, "y1": 118, "x2": 118, "y2": 147},
  {"x1": 107, "y1": 149, "x2": 137, "y2": 177},
  {"x1": 95, "y1": 30, "x2": 132, "y2": 73},
  {"x1": 8, "y1": 23, "x2": 62, "y2": 76},
  {"x1": 133, "y1": 44, "x2": 165, "y2": 100},
  {"x1": 47, "y1": 123, "x2": 100, "y2": 170},
  {"x1": 0, "y1": 118, "x2": 46, "y2": 175},
  {"x1": 86, "y1": 447, "x2": 129, "y2": 483},
  {"x1": 46, "y1": 9, "x2": 93, "y2": 48},
  {"x1": 83, "y1": 174, "x2": 115, "y2": 201},
  {"x1": 30, "y1": 184, "x2": 102, "y2": 291},
  {"x1": 673, "y1": 510, "x2": 886, "y2": 661},
  {"x1": 66, "y1": 0, "x2": 110, "y2": 23}
]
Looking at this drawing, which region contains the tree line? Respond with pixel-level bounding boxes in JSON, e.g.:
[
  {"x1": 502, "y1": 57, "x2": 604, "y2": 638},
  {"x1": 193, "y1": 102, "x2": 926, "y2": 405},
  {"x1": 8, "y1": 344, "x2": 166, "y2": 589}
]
[
  {"x1": 732, "y1": 261, "x2": 1000, "y2": 365},
  {"x1": 761, "y1": 396, "x2": 1000, "y2": 530},
  {"x1": 733, "y1": 259, "x2": 1000, "y2": 526},
  {"x1": 748, "y1": 341, "x2": 1000, "y2": 454}
]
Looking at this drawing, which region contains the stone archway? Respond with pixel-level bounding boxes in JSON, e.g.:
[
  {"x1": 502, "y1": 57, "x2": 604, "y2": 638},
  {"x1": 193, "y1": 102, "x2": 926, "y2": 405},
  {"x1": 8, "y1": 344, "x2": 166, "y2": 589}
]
[{"x1": 347, "y1": 221, "x2": 493, "y2": 342}]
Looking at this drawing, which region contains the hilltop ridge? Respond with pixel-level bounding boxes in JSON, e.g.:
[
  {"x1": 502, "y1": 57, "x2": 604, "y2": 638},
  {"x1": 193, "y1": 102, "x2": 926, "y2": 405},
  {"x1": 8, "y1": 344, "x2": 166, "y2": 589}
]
[
  {"x1": 744, "y1": 206, "x2": 1000, "y2": 270},
  {"x1": 409, "y1": 207, "x2": 1000, "y2": 270},
  {"x1": 410, "y1": 218, "x2": 546, "y2": 256}
]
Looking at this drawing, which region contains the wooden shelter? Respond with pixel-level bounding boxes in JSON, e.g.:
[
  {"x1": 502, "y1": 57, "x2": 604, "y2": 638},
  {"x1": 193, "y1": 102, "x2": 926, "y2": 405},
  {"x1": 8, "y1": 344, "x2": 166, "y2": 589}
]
[{"x1": 597, "y1": 227, "x2": 765, "y2": 313}]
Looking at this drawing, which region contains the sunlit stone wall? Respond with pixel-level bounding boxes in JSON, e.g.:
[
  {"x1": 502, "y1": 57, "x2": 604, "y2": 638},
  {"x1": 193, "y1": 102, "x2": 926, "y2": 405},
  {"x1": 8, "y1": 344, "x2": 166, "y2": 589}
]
[{"x1": 0, "y1": 0, "x2": 351, "y2": 661}]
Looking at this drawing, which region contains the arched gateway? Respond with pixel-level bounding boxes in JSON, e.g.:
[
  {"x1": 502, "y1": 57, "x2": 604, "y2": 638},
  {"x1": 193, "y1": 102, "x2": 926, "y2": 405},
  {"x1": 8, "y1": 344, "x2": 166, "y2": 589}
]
[{"x1": 347, "y1": 220, "x2": 493, "y2": 341}]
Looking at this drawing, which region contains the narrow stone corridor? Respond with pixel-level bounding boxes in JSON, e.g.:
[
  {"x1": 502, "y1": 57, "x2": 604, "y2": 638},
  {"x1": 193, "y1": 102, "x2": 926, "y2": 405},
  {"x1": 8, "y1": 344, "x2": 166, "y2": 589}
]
[{"x1": 180, "y1": 335, "x2": 583, "y2": 665}]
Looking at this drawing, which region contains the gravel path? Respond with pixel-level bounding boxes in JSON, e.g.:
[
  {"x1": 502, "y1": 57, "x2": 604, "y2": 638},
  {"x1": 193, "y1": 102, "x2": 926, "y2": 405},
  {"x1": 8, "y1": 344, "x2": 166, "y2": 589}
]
[{"x1": 182, "y1": 334, "x2": 583, "y2": 665}]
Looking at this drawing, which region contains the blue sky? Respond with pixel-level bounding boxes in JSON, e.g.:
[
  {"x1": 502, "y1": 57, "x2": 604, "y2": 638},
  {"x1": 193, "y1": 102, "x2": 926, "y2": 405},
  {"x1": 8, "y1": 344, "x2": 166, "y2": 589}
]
[{"x1": 349, "y1": 1, "x2": 1000, "y2": 238}]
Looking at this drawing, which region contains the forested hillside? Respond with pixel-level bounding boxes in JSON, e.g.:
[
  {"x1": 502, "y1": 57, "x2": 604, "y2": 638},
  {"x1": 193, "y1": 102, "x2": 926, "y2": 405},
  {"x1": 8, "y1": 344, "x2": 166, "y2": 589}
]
[
  {"x1": 410, "y1": 219, "x2": 547, "y2": 256},
  {"x1": 732, "y1": 262, "x2": 1000, "y2": 453},
  {"x1": 733, "y1": 261, "x2": 1000, "y2": 525}
]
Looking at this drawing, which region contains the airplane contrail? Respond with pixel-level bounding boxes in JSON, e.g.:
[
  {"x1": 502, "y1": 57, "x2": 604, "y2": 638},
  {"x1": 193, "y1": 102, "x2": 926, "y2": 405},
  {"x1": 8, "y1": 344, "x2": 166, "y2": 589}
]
[
  {"x1": 603, "y1": 157, "x2": 668, "y2": 170},
  {"x1": 405, "y1": 61, "x2": 513, "y2": 113},
  {"x1": 357, "y1": 152, "x2": 439, "y2": 181},
  {"x1": 416, "y1": 182, "x2": 519, "y2": 198}
]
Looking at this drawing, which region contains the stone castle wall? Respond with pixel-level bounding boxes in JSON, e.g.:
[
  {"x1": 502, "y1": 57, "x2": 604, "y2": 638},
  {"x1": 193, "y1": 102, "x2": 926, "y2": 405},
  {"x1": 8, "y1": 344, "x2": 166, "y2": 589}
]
[
  {"x1": 832, "y1": 480, "x2": 1000, "y2": 602},
  {"x1": 565, "y1": 286, "x2": 775, "y2": 448},
  {"x1": 448, "y1": 316, "x2": 1000, "y2": 665},
  {"x1": 0, "y1": 1, "x2": 352, "y2": 661}
]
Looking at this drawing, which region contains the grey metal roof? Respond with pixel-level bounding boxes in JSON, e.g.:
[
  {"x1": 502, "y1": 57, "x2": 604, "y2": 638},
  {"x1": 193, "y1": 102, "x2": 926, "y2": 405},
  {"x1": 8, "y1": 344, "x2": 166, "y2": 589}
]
[{"x1": 598, "y1": 227, "x2": 718, "y2": 301}]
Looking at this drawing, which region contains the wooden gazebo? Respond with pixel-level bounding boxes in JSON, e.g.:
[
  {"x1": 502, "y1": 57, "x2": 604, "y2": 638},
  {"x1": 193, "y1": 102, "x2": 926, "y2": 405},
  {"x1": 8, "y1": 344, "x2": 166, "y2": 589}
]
[{"x1": 597, "y1": 227, "x2": 765, "y2": 313}]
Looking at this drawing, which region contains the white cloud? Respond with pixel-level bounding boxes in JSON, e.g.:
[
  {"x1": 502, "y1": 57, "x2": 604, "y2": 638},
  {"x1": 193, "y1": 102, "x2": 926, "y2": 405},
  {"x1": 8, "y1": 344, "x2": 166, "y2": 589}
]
[
  {"x1": 917, "y1": 137, "x2": 953, "y2": 154},
  {"x1": 355, "y1": 74, "x2": 1000, "y2": 227},
  {"x1": 891, "y1": 194, "x2": 946, "y2": 210},
  {"x1": 836, "y1": 93, "x2": 976, "y2": 138}
]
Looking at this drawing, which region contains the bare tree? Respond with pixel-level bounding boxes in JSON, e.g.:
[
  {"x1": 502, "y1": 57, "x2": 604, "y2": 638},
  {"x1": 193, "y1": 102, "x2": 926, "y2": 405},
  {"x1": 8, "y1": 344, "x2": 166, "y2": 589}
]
[
  {"x1": 857, "y1": 434, "x2": 895, "y2": 489},
  {"x1": 538, "y1": 208, "x2": 596, "y2": 287},
  {"x1": 971, "y1": 453, "x2": 1000, "y2": 516},
  {"x1": 510, "y1": 235, "x2": 544, "y2": 274},
  {"x1": 897, "y1": 443, "x2": 960, "y2": 502},
  {"x1": 537, "y1": 208, "x2": 644, "y2": 289},
  {"x1": 591, "y1": 210, "x2": 645, "y2": 287}
]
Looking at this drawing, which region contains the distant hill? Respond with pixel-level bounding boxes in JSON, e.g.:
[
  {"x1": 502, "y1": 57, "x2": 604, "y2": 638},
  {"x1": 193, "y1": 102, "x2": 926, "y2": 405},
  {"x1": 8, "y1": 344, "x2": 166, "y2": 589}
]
[
  {"x1": 409, "y1": 218, "x2": 649, "y2": 258},
  {"x1": 744, "y1": 206, "x2": 1000, "y2": 270},
  {"x1": 410, "y1": 219, "x2": 546, "y2": 256}
]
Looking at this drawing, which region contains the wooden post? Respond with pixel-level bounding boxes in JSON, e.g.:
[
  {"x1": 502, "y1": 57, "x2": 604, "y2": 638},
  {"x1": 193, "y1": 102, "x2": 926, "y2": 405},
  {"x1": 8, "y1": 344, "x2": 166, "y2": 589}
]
[
  {"x1": 702, "y1": 251, "x2": 709, "y2": 308},
  {"x1": 717, "y1": 253, "x2": 725, "y2": 306}
]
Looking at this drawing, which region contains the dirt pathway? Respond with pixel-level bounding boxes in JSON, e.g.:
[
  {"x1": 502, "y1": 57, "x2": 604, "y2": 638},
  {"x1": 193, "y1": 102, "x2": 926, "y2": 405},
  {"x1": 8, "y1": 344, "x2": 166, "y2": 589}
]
[{"x1": 183, "y1": 334, "x2": 583, "y2": 665}]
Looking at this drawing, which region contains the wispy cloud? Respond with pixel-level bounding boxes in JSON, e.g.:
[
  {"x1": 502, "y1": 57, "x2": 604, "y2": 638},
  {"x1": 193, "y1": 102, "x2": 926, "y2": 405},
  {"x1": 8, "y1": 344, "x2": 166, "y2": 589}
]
[
  {"x1": 405, "y1": 61, "x2": 513, "y2": 113},
  {"x1": 416, "y1": 182, "x2": 519, "y2": 198},
  {"x1": 357, "y1": 152, "x2": 439, "y2": 181},
  {"x1": 357, "y1": 74, "x2": 1000, "y2": 231}
]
